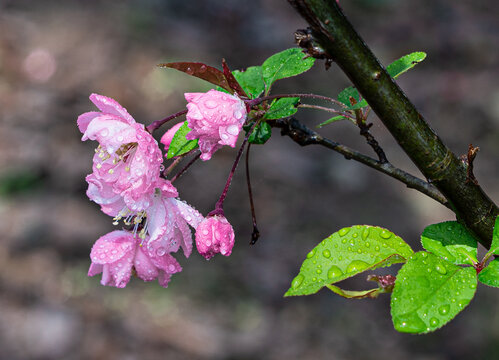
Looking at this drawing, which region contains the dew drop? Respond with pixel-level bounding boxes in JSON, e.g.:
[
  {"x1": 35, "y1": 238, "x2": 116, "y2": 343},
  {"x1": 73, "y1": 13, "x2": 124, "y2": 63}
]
[
  {"x1": 469, "y1": 283, "x2": 476, "y2": 289},
  {"x1": 327, "y1": 265, "x2": 343, "y2": 279},
  {"x1": 435, "y1": 264, "x2": 447, "y2": 275},
  {"x1": 430, "y1": 317, "x2": 440, "y2": 327},
  {"x1": 100, "y1": 129, "x2": 109, "y2": 137},
  {"x1": 438, "y1": 304, "x2": 450, "y2": 315},
  {"x1": 346, "y1": 260, "x2": 369, "y2": 273},
  {"x1": 338, "y1": 227, "x2": 351, "y2": 237},
  {"x1": 234, "y1": 109, "x2": 243, "y2": 120},
  {"x1": 322, "y1": 249, "x2": 331, "y2": 258},
  {"x1": 205, "y1": 100, "x2": 218, "y2": 109},
  {"x1": 365, "y1": 242, "x2": 370, "y2": 248},
  {"x1": 316, "y1": 269, "x2": 322, "y2": 274},
  {"x1": 352, "y1": 233, "x2": 358, "y2": 238},
  {"x1": 375, "y1": 246, "x2": 380, "y2": 251},
  {"x1": 291, "y1": 274, "x2": 304, "y2": 289},
  {"x1": 199, "y1": 65, "x2": 207, "y2": 73},
  {"x1": 421, "y1": 252, "x2": 428, "y2": 258},
  {"x1": 362, "y1": 227, "x2": 370, "y2": 240},
  {"x1": 306, "y1": 249, "x2": 316, "y2": 259},
  {"x1": 186, "y1": 67, "x2": 194, "y2": 75},
  {"x1": 227, "y1": 124, "x2": 239, "y2": 135},
  {"x1": 380, "y1": 230, "x2": 392, "y2": 239},
  {"x1": 156, "y1": 247, "x2": 166, "y2": 256}
]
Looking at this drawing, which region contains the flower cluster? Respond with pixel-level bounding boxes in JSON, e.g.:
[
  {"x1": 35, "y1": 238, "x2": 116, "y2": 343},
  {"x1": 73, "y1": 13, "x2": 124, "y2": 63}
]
[{"x1": 79, "y1": 91, "x2": 243, "y2": 288}]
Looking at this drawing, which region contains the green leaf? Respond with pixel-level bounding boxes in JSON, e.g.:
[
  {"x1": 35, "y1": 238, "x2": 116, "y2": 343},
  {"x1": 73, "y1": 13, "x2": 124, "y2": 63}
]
[
  {"x1": 247, "y1": 121, "x2": 272, "y2": 144},
  {"x1": 487, "y1": 216, "x2": 499, "y2": 255},
  {"x1": 478, "y1": 258, "x2": 499, "y2": 288},
  {"x1": 285, "y1": 225, "x2": 413, "y2": 297},
  {"x1": 262, "y1": 48, "x2": 315, "y2": 90},
  {"x1": 232, "y1": 66, "x2": 265, "y2": 99},
  {"x1": 326, "y1": 284, "x2": 383, "y2": 299},
  {"x1": 386, "y1": 51, "x2": 427, "y2": 79},
  {"x1": 421, "y1": 221, "x2": 478, "y2": 265},
  {"x1": 337, "y1": 86, "x2": 360, "y2": 106},
  {"x1": 264, "y1": 97, "x2": 300, "y2": 120},
  {"x1": 391, "y1": 252, "x2": 477, "y2": 334},
  {"x1": 166, "y1": 121, "x2": 199, "y2": 159},
  {"x1": 337, "y1": 86, "x2": 368, "y2": 110},
  {"x1": 333, "y1": 52, "x2": 426, "y2": 113},
  {"x1": 317, "y1": 115, "x2": 348, "y2": 128}
]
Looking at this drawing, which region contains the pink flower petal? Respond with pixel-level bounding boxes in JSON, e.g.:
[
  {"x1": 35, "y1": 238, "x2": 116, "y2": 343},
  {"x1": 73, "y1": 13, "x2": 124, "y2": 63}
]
[{"x1": 89, "y1": 93, "x2": 135, "y2": 125}]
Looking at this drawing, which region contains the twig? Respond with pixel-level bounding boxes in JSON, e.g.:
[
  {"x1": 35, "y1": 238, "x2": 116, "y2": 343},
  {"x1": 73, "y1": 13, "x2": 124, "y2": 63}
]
[
  {"x1": 146, "y1": 109, "x2": 188, "y2": 133},
  {"x1": 272, "y1": 117, "x2": 450, "y2": 208},
  {"x1": 170, "y1": 151, "x2": 201, "y2": 183},
  {"x1": 245, "y1": 143, "x2": 260, "y2": 245}
]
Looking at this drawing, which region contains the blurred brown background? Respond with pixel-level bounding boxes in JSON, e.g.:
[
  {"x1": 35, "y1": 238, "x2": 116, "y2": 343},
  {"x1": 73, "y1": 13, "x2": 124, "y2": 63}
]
[{"x1": 1, "y1": 0, "x2": 498, "y2": 359}]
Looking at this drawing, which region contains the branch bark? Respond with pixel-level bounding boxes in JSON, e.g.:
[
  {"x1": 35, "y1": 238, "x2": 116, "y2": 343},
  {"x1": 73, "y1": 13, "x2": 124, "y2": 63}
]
[{"x1": 288, "y1": 0, "x2": 498, "y2": 247}]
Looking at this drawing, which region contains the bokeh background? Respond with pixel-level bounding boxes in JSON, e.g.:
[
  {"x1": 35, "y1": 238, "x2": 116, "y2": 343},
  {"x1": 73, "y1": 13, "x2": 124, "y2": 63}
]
[{"x1": 1, "y1": 0, "x2": 499, "y2": 359}]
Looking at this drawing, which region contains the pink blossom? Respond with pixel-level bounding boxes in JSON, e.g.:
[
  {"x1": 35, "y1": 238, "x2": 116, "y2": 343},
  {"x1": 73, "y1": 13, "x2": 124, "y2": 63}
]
[
  {"x1": 195, "y1": 215, "x2": 235, "y2": 259},
  {"x1": 184, "y1": 89, "x2": 247, "y2": 160},
  {"x1": 160, "y1": 122, "x2": 183, "y2": 155},
  {"x1": 78, "y1": 94, "x2": 163, "y2": 212},
  {"x1": 88, "y1": 230, "x2": 182, "y2": 288}
]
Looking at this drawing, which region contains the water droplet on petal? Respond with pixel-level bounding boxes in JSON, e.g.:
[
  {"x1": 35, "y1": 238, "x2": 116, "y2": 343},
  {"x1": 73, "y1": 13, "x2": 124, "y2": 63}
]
[
  {"x1": 156, "y1": 247, "x2": 166, "y2": 256},
  {"x1": 205, "y1": 100, "x2": 218, "y2": 109},
  {"x1": 227, "y1": 124, "x2": 239, "y2": 135}
]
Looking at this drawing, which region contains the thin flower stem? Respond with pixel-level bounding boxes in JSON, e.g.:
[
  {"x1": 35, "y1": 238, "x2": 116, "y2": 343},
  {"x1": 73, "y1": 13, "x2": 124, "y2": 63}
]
[
  {"x1": 246, "y1": 93, "x2": 346, "y2": 108},
  {"x1": 170, "y1": 151, "x2": 201, "y2": 183},
  {"x1": 245, "y1": 143, "x2": 260, "y2": 244},
  {"x1": 163, "y1": 156, "x2": 184, "y2": 177},
  {"x1": 298, "y1": 103, "x2": 355, "y2": 119},
  {"x1": 146, "y1": 109, "x2": 188, "y2": 133},
  {"x1": 211, "y1": 121, "x2": 260, "y2": 215}
]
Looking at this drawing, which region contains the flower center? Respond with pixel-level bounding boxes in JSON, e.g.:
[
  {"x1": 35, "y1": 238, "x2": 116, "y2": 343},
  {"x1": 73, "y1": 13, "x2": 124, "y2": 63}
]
[
  {"x1": 112, "y1": 207, "x2": 149, "y2": 241},
  {"x1": 94, "y1": 142, "x2": 138, "y2": 173}
]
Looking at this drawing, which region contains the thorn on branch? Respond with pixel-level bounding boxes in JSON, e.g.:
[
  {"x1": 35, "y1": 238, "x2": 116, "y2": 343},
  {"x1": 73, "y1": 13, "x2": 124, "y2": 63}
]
[
  {"x1": 461, "y1": 144, "x2": 480, "y2": 185},
  {"x1": 295, "y1": 28, "x2": 334, "y2": 70}
]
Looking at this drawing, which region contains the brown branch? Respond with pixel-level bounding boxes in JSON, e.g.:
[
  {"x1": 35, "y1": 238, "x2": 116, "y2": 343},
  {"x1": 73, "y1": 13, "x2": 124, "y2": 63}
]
[
  {"x1": 272, "y1": 117, "x2": 450, "y2": 208},
  {"x1": 288, "y1": 0, "x2": 498, "y2": 247}
]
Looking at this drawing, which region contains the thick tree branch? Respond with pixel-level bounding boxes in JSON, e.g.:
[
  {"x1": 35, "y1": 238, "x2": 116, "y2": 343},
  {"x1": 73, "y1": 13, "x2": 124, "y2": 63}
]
[
  {"x1": 288, "y1": 0, "x2": 498, "y2": 247},
  {"x1": 272, "y1": 117, "x2": 449, "y2": 208}
]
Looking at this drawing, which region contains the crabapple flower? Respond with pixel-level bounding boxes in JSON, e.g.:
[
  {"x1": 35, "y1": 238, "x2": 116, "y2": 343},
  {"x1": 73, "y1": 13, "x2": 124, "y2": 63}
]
[
  {"x1": 195, "y1": 215, "x2": 235, "y2": 260},
  {"x1": 184, "y1": 89, "x2": 247, "y2": 160},
  {"x1": 160, "y1": 122, "x2": 183, "y2": 155},
  {"x1": 105, "y1": 180, "x2": 204, "y2": 258},
  {"x1": 88, "y1": 230, "x2": 182, "y2": 288},
  {"x1": 78, "y1": 93, "x2": 163, "y2": 212}
]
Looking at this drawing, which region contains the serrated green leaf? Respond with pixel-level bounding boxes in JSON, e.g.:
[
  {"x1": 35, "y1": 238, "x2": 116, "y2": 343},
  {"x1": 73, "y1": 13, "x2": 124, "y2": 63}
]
[
  {"x1": 247, "y1": 121, "x2": 272, "y2": 144},
  {"x1": 166, "y1": 121, "x2": 198, "y2": 159},
  {"x1": 338, "y1": 86, "x2": 360, "y2": 106},
  {"x1": 391, "y1": 252, "x2": 477, "y2": 334},
  {"x1": 337, "y1": 86, "x2": 368, "y2": 110},
  {"x1": 421, "y1": 221, "x2": 478, "y2": 265},
  {"x1": 232, "y1": 66, "x2": 265, "y2": 99},
  {"x1": 487, "y1": 216, "x2": 499, "y2": 255},
  {"x1": 326, "y1": 284, "x2": 383, "y2": 299},
  {"x1": 317, "y1": 115, "x2": 348, "y2": 128},
  {"x1": 478, "y1": 258, "x2": 499, "y2": 287},
  {"x1": 262, "y1": 48, "x2": 315, "y2": 90},
  {"x1": 285, "y1": 225, "x2": 413, "y2": 297},
  {"x1": 386, "y1": 51, "x2": 427, "y2": 79},
  {"x1": 264, "y1": 97, "x2": 300, "y2": 120}
]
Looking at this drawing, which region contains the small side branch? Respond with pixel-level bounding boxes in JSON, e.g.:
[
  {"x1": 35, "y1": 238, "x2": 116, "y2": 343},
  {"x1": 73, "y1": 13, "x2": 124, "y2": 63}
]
[
  {"x1": 272, "y1": 117, "x2": 450, "y2": 208},
  {"x1": 462, "y1": 144, "x2": 480, "y2": 185}
]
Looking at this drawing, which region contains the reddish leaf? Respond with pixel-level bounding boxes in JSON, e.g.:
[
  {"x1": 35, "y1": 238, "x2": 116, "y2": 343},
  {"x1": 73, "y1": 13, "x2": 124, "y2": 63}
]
[
  {"x1": 222, "y1": 59, "x2": 248, "y2": 98},
  {"x1": 158, "y1": 62, "x2": 232, "y2": 92}
]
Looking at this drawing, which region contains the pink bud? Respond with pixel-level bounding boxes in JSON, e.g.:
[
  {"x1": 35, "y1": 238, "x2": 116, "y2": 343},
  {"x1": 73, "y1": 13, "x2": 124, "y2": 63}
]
[
  {"x1": 184, "y1": 89, "x2": 247, "y2": 161},
  {"x1": 160, "y1": 122, "x2": 183, "y2": 153},
  {"x1": 195, "y1": 215, "x2": 235, "y2": 259}
]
